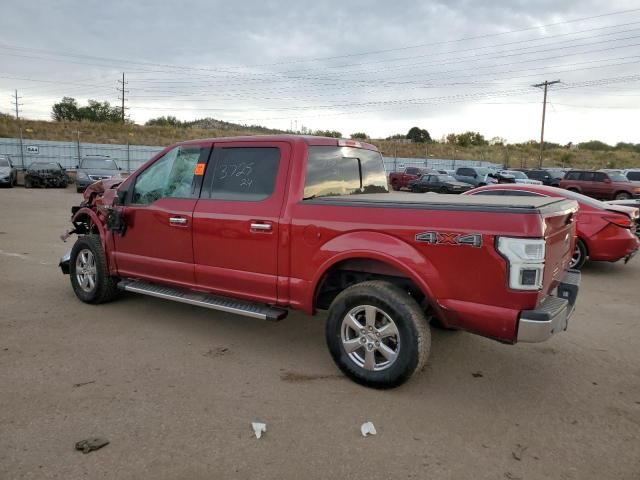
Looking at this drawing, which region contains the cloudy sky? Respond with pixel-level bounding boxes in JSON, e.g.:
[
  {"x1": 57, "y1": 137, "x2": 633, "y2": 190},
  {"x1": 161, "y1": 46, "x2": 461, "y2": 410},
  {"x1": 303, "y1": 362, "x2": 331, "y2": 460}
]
[{"x1": 1, "y1": 0, "x2": 639, "y2": 144}]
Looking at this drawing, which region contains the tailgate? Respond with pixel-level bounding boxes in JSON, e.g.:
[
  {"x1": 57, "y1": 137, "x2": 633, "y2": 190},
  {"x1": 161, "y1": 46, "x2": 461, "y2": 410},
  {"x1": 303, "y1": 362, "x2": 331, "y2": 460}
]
[{"x1": 541, "y1": 200, "x2": 578, "y2": 293}]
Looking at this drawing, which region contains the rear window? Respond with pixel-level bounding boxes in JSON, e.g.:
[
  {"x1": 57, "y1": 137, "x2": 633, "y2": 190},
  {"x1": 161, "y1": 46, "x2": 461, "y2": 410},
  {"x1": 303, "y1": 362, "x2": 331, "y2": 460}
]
[
  {"x1": 80, "y1": 158, "x2": 119, "y2": 170},
  {"x1": 304, "y1": 146, "x2": 388, "y2": 198}
]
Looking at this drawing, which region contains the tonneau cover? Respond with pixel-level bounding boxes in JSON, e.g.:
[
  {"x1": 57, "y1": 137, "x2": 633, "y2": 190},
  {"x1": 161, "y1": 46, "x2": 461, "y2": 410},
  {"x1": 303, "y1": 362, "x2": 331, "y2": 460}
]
[{"x1": 304, "y1": 192, "x2": 578, "y2": 214}]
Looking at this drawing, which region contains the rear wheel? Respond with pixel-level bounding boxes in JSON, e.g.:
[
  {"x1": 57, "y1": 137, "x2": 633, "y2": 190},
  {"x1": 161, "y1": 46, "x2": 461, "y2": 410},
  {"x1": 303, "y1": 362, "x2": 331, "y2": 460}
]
[
  {"x1": 69, "y1": 235, "x2": 119, "y2": 304},
  {"x1": 570, "y1": 238, "x2": 587, "y2": 270},
  {"x1": 615, "y1": 191, "x2": 631, "y2": 200},
  {"x1": 326, "y1": 281, "x2": 431, "y2": 389},
  {"x1": 438, "y1": 186, "x2": 448, "y2": 194}
]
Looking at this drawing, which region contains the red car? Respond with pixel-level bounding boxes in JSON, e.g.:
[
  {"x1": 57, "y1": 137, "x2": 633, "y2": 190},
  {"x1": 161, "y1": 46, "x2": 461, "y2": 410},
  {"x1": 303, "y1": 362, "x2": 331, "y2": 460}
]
[
  {"x1": 388, "y1": 166, "x2": 433, "y2": 190},
  {"x1": 465, "y1": 184, "x2": 639, "y2": 269},
  {"x1": 559, "y1": 170, "x2": 640, "y2": 200}
]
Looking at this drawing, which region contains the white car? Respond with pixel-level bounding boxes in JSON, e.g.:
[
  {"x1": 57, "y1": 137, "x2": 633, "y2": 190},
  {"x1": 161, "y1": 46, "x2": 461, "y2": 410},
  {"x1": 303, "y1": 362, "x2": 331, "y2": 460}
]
[
  {"x1": 623, "y1": 169, "x2": 640, "y2": 183},
  {"x1": 498, "y1": 170, "x2": 543, "y2": 185}
]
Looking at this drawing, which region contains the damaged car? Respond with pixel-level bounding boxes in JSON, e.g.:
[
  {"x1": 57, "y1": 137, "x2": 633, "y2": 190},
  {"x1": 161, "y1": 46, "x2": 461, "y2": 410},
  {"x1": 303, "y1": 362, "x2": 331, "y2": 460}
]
[{"x1": 24, "y1": 161, "x2": 70, "y2": 188}]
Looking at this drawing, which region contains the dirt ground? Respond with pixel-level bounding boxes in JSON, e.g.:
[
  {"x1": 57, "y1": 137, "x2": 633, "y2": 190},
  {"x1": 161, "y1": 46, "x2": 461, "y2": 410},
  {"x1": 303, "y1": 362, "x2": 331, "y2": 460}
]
[{"x1": 0, "y1": 186, "x2": 638, "y2": 480}]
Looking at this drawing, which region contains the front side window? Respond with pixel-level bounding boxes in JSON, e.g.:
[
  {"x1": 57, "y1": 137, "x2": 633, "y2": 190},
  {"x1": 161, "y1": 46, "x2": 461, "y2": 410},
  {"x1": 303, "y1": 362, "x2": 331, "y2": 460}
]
[
  {"x1": 206, "y1": 147, "x2": 280, "y2": 201},
  {"x1": 0, "y1": 158, "x2": 9, "y2": 167},
  {"x1": 132, "y1": 146, "x2": 203, "y2": 204},
  {"x1": 593, "y1": 172, "x2": 607, "y2": 182},
  {"x1": 304, "y1": 146, "x2": 388, "y2": 198}
]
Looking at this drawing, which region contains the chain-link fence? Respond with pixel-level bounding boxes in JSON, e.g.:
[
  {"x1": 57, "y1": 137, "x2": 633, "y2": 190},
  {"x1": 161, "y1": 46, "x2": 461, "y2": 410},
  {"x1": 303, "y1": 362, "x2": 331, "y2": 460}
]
[
  {"x1": 0, "y1": 138, "x2": 164, "y2": 172},
  {"x1": 0, "y1": 137, "x2": 501, "y2": 174}
]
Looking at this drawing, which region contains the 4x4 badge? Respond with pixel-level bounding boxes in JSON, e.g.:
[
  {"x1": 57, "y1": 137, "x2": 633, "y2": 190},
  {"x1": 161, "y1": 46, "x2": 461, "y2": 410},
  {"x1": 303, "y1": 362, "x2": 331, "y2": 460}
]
[{"x1": 415, "y1": 231, "x2": 482, "y2": 248}]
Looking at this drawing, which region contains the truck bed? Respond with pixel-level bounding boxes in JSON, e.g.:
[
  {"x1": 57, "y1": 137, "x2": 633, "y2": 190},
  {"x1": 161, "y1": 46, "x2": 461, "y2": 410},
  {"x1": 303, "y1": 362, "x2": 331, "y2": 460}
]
[{"x1": 304, "y1": 192, "x2": 577, "y2": 214}]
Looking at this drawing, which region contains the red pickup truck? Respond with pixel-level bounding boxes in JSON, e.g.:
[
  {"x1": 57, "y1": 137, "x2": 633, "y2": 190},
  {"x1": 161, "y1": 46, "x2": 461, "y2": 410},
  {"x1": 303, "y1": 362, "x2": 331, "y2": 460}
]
[
  {"x1": 59, "y1": 136, "x2": 581, "y2": 388},
  {"x1": 388, "y1": 166, "x2": 432, "y2": 190}
]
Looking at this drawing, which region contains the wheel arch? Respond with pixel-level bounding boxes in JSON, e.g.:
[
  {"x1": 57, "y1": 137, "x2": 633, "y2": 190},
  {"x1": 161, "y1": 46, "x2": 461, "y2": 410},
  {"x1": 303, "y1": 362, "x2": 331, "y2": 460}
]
[{"x1": 309, "y1": 234, "x2": 439, "y2": 314}]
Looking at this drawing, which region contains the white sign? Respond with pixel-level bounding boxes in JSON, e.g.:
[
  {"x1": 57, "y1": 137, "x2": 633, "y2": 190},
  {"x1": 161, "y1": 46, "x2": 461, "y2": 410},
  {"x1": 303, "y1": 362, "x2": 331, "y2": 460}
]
[{"x1": 26, "y1": 145, "x2": 39, "y2": 154}]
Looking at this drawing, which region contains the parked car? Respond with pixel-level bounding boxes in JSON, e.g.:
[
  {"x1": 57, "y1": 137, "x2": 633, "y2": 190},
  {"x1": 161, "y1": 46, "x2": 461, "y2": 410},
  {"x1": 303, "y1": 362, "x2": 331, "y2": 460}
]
[
  {"x1": 515, "y1": 169, "x2": 564, "y2": 186},
  {"x1": 464, "y1": 184, "x2": 639, "y2": 269},
  {"x1": 498, "y1": 170, "x2": 542, "y2": 185},
  {"x1": 59, "y1": 135, "x2": 581, "y2": 388},
  {"x1": 453, "y1": 167, "x2": 499, "y2": 187},
  {"x1": 0, "y1": 155, "x2": 18, "y2": 187},
  {"x1": 623, "y1": 169, "x2": 640, "y2": 182},
  {"x1": 76, "y1": 156, "x2": 123, "y2": 193},
  {"x1": 606, "y1": 198, "x2": 640, "y2": 239},
  {"x1": 388, "y1": 166, "x2": 434, "y2": 190},
  {"x1": 559, "y1": 170, "x2": 640, "y2": 200},
  {"x1": 408, "y1": 173, "x2": 472, "y2": 193},
  {"x1": 24, "y1": 162, "x2": 69, "y2": 188}
]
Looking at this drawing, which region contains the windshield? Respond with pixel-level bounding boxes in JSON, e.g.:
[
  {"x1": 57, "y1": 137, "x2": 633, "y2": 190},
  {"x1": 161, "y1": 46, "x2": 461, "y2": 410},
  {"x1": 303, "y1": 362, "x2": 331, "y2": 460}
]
[
  {"x1": 29, "y1": 162, "x2": 59, "y2": 170},
  {"x1": 0, "y1": 159, "x2": 9, "y2": 167},
  {"x1": 558, "y1": 188, "x2": 611, "y2": 209},
  {"x1": 476, "y1": 168, "x2": 492, "y2": 177},
  {"x1": 304, "y1": 146, "x2": 388, "y2": 198},
  {"x1": 80, "y1": 158, "x2": 118, "y2": 170},
  {"x1": 608, "y1": 172, "x2": 629, "y2": 182},
  {"x1": 505, "y1": 171, "x2": 527, "y2": 179},
  {"x1": 435, "y1": 175, "x2": 456, "y2": 182}
]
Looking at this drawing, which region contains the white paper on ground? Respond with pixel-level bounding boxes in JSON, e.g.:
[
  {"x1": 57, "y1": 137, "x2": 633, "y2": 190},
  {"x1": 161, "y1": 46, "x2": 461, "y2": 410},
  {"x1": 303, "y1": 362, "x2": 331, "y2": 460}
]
[
  {"x1": 360, "y1": 421, "x2": 377, "y2": 437},
  {"x1": 252, "y1": 422, "x2": 267, "y2": 439}
]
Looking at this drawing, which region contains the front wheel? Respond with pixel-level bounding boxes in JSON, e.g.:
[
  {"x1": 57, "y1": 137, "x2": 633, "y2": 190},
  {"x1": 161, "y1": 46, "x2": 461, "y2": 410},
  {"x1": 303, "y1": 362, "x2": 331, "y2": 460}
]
[
  {"x1": 325, "y1": 281, "x2": 431, "y2": 389},
  {"x1": 69, "y1": 235, "x2": 119, "y2": 304},
  {"x1": 570, "y1": 238, "x2": 587, "y2": 270},
  {"x1": 615, "y1": 192, "x2": 631, "y2": 200}
]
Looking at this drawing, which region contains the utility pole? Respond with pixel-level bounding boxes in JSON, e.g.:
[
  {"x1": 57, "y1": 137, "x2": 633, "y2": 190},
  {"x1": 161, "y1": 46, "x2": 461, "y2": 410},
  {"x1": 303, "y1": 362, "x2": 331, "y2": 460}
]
[
  {"x1": 13, "y1": 89, "x2": 22, "y2": 121},
  {"x1": 532, "y1": 80, "x2": 560, "y2": 168},
  {"x1": 117, "y1": 72, "x2": 128, "y2": 124}
]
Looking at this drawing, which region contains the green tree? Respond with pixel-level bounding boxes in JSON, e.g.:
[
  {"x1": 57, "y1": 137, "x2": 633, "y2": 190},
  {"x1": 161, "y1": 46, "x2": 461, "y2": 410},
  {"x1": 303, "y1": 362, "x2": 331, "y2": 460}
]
[
  {"x1": 406, "y1": 126, "x2": 431, "y2": 143},
  {"x1": 577, "y1": 140, "x2": 612, "y2": 151},
  {"x1": 350, "y1": 132, "x2": 368, "y2": 140},
  {"x1": 51, "y1": 97, "x2": 79, "y2": 121},
  {"x1": 313, "y1": 129, "x2": 342, "y2": 138},
  {"x1": 51, "y1": 97, "x2": 122, "y2": 123},
  {"x1": 145, "y1": 116, "x2": 183, "y2": 127}
]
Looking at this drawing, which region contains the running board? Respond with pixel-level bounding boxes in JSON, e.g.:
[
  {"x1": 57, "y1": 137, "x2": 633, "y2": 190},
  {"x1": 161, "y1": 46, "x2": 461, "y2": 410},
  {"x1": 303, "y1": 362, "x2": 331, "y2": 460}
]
[{"x1": 117, "y1": 279, "x2": 288, "y2": 321}]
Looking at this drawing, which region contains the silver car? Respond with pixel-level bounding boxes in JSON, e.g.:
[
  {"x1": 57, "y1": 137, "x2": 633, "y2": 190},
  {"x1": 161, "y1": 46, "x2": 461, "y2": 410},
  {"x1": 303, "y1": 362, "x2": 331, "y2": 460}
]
[
  {"x1": 0, "y1": 155, "x2": 18, "y2": 187},
  {"x1": 75, "y1": 156, "x2": 122, "y2": 193}
]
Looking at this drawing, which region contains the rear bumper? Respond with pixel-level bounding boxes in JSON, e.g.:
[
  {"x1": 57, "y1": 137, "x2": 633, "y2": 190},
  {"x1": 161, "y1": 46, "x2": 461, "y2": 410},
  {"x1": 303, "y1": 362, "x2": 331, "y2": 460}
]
[{"x1": 517, "y1": 270, "x2": 581, "y2": 343}]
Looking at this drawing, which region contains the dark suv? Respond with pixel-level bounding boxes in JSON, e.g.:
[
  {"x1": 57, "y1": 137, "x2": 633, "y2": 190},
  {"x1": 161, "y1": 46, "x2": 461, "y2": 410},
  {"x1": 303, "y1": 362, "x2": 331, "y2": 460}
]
[
  {"x1": 559, "y1": 170, "x2": 640, "y2": 200},
  {"x1": 516, "y1": 169, "x2": 565, "y2": 187}
]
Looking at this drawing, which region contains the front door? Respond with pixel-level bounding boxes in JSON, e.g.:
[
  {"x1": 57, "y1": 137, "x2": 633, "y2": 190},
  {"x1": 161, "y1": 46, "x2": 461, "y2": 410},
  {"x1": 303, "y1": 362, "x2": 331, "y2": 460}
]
[
  {"x1": 192, "y1": 141, "x2": 290, "y2": 304},
  {"x1": 113, "y1": 143, "x2": 211, "y2": 287}
]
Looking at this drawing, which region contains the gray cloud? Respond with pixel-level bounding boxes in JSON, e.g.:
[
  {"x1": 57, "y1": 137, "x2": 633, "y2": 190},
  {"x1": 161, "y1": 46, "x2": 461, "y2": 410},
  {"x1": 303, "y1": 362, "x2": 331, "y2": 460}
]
[{"x1": 1, "y1": 0, "x2": 639, "y2": 144}]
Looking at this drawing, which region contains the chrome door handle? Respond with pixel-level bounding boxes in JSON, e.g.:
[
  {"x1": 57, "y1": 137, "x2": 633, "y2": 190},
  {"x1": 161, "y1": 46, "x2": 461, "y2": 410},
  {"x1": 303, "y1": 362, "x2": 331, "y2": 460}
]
[
  {"x1": 169, "y1": 217, "x2": 188, "y2": 225},
  {"x1": 250, "y1": 222, "x2": 272, "y2": 232}
]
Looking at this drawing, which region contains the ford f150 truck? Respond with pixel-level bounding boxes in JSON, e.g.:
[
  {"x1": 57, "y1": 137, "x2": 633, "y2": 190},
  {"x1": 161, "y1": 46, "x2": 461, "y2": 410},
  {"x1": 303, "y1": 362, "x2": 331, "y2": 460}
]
[
  {"x1": 59, "y1": 136, "x2": 581, "y2": 388},
  {"x1": 388, "y1": 166, "x2": 433, "y2": 190}
]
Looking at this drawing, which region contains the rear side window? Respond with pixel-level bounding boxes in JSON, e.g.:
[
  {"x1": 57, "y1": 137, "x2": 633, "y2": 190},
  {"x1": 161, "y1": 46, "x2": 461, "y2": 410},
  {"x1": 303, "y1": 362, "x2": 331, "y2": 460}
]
[
  {"x1": 581, "y1": 172, "x2": 595, "y2": 181},
  {"x1": 565, "y1": 172, "x2": 580, "y2": 180},
  {"x1": 304, "y1": 146, "x2": 388, "y2": 198},
  {"x1": 205, "y1": 147, "x2": 280, "y2": 201},
  {"x1": 593, "y1": 172, "x2": 607, "y2": 182},
  {"x1": 457, "y1": 168, "x2": 474, "y2": 176}
]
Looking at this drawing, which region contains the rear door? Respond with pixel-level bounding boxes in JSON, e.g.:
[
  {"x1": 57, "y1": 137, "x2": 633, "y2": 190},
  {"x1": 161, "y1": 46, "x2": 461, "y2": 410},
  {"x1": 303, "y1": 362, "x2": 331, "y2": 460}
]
[
  {"x1": 114, "y1": 143, "x2": 211, "y2": 287},
  {"x1": 192, "y1": 141, "x2": 290, "y2": 303},
  {"x1": 592, "y1": 172, "x2": 609, "y2": 199}
]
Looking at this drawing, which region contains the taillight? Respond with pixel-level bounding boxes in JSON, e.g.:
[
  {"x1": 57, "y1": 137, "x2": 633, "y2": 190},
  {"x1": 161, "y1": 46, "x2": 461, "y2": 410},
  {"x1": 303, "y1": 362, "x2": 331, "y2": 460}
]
[{"x1": 604, "y1": 215, "x2": 633, "y2": 228}]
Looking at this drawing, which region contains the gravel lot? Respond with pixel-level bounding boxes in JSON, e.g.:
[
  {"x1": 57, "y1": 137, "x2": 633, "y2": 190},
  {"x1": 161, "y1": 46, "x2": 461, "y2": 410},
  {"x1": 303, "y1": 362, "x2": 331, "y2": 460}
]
[{"x1": 1, "y1": 186, "x2": 638, "y2": 480}]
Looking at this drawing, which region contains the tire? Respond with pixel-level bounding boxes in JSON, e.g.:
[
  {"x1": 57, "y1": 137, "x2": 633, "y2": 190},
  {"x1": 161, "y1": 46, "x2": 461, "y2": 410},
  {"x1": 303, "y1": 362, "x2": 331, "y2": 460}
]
[
  {"x1": 438, "y1": 187, "x2": 448, "y2": 194},
  {"x1": 325, "y1": 280, "x2": 431, "y2": 389},
  {"x1": 615, "y1": 192, "x2": 631, "y2": 200},
  {"x1": 570, "y1": 237, "x2": 588, "y2": 270},
  {"x1": 69, "y1": 235, "x2": 119, "y2": 304}
]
